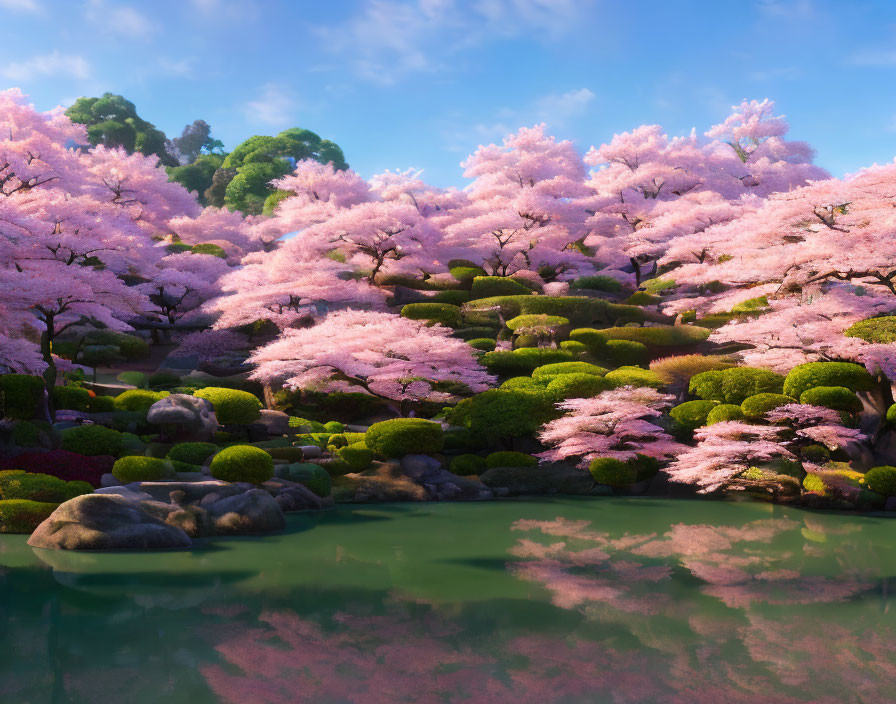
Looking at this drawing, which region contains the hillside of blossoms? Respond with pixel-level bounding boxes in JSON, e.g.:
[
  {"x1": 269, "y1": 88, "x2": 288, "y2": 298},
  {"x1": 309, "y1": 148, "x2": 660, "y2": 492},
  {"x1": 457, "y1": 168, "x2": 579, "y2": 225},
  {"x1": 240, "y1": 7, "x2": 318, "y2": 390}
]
[{"x1": 3, "y1": 88, "x2": 896, "y2": 548}]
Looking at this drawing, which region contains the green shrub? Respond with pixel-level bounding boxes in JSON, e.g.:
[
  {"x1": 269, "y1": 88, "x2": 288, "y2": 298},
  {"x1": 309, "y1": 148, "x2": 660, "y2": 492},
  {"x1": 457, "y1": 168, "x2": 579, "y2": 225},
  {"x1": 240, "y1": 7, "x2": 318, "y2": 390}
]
[
  {"x1": 514, "y1": 333, "x2": 539, "y2": 348},
  {"x1": 209, "y1": 445, "x2": 274, "y2": 483},
  {"x1": 11, "y1": 420, "x2": 47, "y2": 447},
  {"x1": 802, "y1": 473, "x2": 827, "y2": 494},
  {"x1": 689, "y1": 367, "x2": 786, "y2": 405},
  {"x1": 480, "y1": 348, "x2": 574, "y2": 377},
  {"x1": 112, "y1": 456, "x2": 174, "y2": 483},
  {"x1": 166, "y1": 442, "x2": 218, "y2": 465},
  {"x1": 559, "y1": 340, "x2": 588, "y2": 355},
  {"x1": 643, "y1": 279, "x2": 676, "y2": 294},
  {"x1": 194, "y1": 387, "x2": 263, "y2": 424},
  {"x1": 506, "y1": 314, "x2": 569, "y2": 331},
  {"x1": 888, "y1": 404, "x2": 896, "y2": 426},
  {"x1": 569, "y1": 275, "x2": 623, "y2": 293},
  {"x1": 116, "y1": 371, "x2": 148, "y2": 388},
  {"x1": 51, "y1": 385, "x2": 92, "y2": 412},
  {"x1": 532, "y1": 362, "x2": 608, "y2": 380},
  {"x1": 863, "y1": 466, "x2": 896, "y2": 497},
  {"x1": 801, "y1": 444, "x2": 831, "y2": 464},
  {"x1": 706, "y1": 404, "x2": 746, "y2": 425},
  {"x1": 0, "y1": 374, "x2": 45, "y2": 420},
  {"x1": 499, "y1": 376, "x2": 548, "y2": 393},
  {"x1": 60, "y1": 425, "x2": 124, "y2": 456},
  {"x1": 594, "y1": 325, "x2": 710, "y2": 347},
  {"x1": 447, "y1": 389, "x2": 557, "y2": 443},
  {"x1": 365, "y1": 419, "x2": 444, "y2": 458},
  {"x1": 649, "y1": 354, "x2": 734, "y2": 386},
  {"x1": 597, "y1": 339, "x2": 650, "y2": 367},
  {"x1": 327, "y1": 433, "x2": 349, "y2": 449},
  {"x1": 588, "y1": 457, "x2": 638, "y2": 487},
  {"x1": 844, "y1": 316, "x2": 896, "y2": 343},
  {"x1": 113, "y1": 389, "x2": 169, "y2": 415},
  {"x1": 443, "y1": 428, "x2": 484, "y2": 452},
  {"x1": 623, "y1": 292, "x2": 661, "y2": 305},
  {"x1": 119, "y1": 432, "x2": 145, "y2": 456},
  {"x1": 191, "y1": 243, "x2": 228, "y2": 258},
  {"x1": 288, "y1": 416, "x2": 327, "y2": 432},
  {"x1": 670, "y1": 400, "x2": 719, "y2": 432},
  {"x1": 470, "y1": 276, "x2": 533, "y2": 299},
  {"x1": 0, "y1": 500, "x2": 58, "y2": 533},
  {"x1": 455, "y1": 326, "x2": 502, "y2": 341},
  {"x1": 401, "y1": 302, "x2": 462, "y2": 328},
  {"x1": 782, "y1": 362, "x2": 875, "y2": 399},
  {"x1": 741, "y1": 393, "x2": 797, "y2": 420},
  {"x1": 324, "y1": 421, "x2": 344, "y2": 433},
  {"x1": 148, "y1": 371, "x2": 181, "y2": 390},
  {"x1": 799, "y1": 386, "x2": 863, "y2": 413},
  {"x1": 450, "y1": 265, "x2": 487, "y2": 284},
  {"x1": 604, "y1": 367, "x2": 665, "y2": 389},
  {"x1": 485, "y1": 451, "x2": 538, "y2": 469},
  {"x1": 87, "y1": 395, "x2": 116, "y2": 413},
  {"x1": 546, "y1": 373, "x2": 614, "y2": 399},
  {"x1": 78, "y1": 344, "x2": 122, "y2": 369},
  {"x1": 730, "y1": 296, "x2": 769, "y2": 314},
  {"x1": 87, "y1": 331, "x2": 150, "y2": 362},
  {"x1": 0, "y1": 471, "x2": 92, "y2": 503},
  {"x1": 278, "y1": 462, "x2": 331, "y2": 497},
  {"x1": 430, "y1": 289, "x2": 471, "y2": 305},
  {"x1": 467, "y1": 295, "x2": 647, "y2": 328},
  {"x1": 264, "y1": 447, "x2": 306, "y2": 462},
  {"x1": 166, "y1": 242, "x2": 193, "y2": 254},
  {"x1": 337, "y1": 442, "x2": 375, "y2": 471},
  {"x1": 468, "y1": 337, "x2": 496, "y2": 352},
  {"x1": 450, "y1": 454, "x2": 487, "y2": 475}
]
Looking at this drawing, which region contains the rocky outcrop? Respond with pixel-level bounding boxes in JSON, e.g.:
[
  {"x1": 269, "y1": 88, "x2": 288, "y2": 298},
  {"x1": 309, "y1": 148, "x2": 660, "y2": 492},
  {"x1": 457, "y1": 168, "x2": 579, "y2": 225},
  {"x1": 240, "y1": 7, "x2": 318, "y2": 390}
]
[
  {"x1": 400, "y1": 454, "x2": 492, "y2": 500},
  {"x1": 335, "y1": 462, "x2": 429, "y2": 503},
  {"x1": 479, "y1": 461, "x2": 595, "y2": 496},
  {"x1": 257, "y1": 409, "x2": 291, "y2": 436},
  {"x1": 146, "y1": 394, "x2": 218, "y2": 442}
]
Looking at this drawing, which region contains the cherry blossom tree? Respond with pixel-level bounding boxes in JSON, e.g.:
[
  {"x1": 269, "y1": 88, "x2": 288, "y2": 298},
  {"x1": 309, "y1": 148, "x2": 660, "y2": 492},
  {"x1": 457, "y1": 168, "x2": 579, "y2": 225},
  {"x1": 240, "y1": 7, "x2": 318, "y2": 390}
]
[
  {"x1": 168, "y1": 206, "x2": 259, "y2": 261},
  {"x1": 248, "y1": 310, "x2": 495, "y2": 415},
  {"x1": 537, "y1": 387, "x2": 684, "y2": 467}
]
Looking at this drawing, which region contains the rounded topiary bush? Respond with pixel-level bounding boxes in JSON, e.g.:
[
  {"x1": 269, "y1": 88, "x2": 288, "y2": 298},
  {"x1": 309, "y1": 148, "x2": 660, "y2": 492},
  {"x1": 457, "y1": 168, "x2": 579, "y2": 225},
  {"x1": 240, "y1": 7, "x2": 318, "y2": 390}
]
[
  {"x1": 624, "y1": 291, "x2": 661, "y2": 305},
  {"x1": 604, "y1": 367, "x2": 665, "y2": 389},
  {"x1": 365, "y1": 419, "x2": 445, "y2": 458},
  {"x1": 88, "y1": 395, "x2": 116, "y2": 413},
  {"x1": 324, "y1": 421, "x2": 344, "y2": 433},
  {"x1": 113, "y1": 389, "x2": 169, "y2": 415},
  {"x1": 799, "y1": 386, "x2": 863, "y2": 413},
  {"x1": 689, "y1": 367, "x2": 786, "y2": 405},
  {"x1": 844, "y1": 316, "x2": 896, "y2": 344},
  {"x1": 468, "y1": 337, "x2": 497, "y2": 352},
  {"x1": 337, "y1": 442, "x2": 374, "y2": 471},
  {"x1": 60, "y1": 425, "x2": 124, "y2": 457},
  {"x1": 500, "y1": 376, "x2": 548, "y2": 393},
  {"x1": 112, "y1": 456, "x2": 174, "y2": 483},
  {"x1": 596, "y1": 325, "x2": 711, "y2": 347},
  {"x1": 400, "y1": 302, "x2": 463, "y2": 328},
  {"x1": 447, "y1": 389, "x2": 557, "y2": 443},
  {"x1": 209, "y1": 445, "x2": 274, "y2": 484},
  {"x1": 740, "y1": 393, "x2": 797, "y2": 420},
  {"x1": 569, "y1": 275, "x2": 623, "y2": 293},
  {"x1": 0, "y1": 374, "x2": 45, "y2": 420},
  {"x1": 546, "y1": 373, "x2": 613, "y2": 400},
  {"x1": 559, "y1": 340, "x2": 588, "y2": 355},
  {"x1": 706, "y1": 404, "x2": 746, "y2": 425},
  {"x1": 864, "y1": 466, "x2": 896, "y2": 497},
  {"x1": 470, "y1": 276, "x2": 533, "y2": 299},
  {"x1": 450, "y1": 454, "x2": 487, "y2": 475},
  {"x1": 801, "y1": 444, "x2": 831, "y2": 464},
  {"x1": 0, "y1": 470, "x2": 93, "y2": 503},
  {"x1": 52, "y1": 385, "x2": 92, "y2": 412},
  {"x1": 506, "y1": 314, "x2": 569, "y2": 332},
  {"x1": 485, "y1": 451, "x2": 538, "y2": 469},
  {"x1": 670, "y1": 400, "x2": 719, "y2": 432},
  {"x1": 166, "y1": 442, "x2": 219, "y2": 465},
  {"x1": 588, "y1": 457, "x2": 638, "y2": 487},
  {"x1": 480, "y1": 348, "x2": 575, "y2": 377},
  {"x1": 194, "y1": 387, "x2": 263, "y2": 425},
  {"x1": 532, "y1": 362, "x2": 608, "y2": 380},
  {"x1": 782, "y1": 362, "x2": 875, "y2": 399},
  {"x1": 278, "y1": 462, "x2": 331, "y2": 497},
  {"x1": 449, "y1": 265, "x2": 487, "y2": 284},
  {"x1": 0, "y1": 500, "x2": 58, "y2": 534},
  {"x1": 599, "y1": 340, "x2": 651, "y2": 367},
  {"x1": 191, "y1": 243, "x2": 228, "y2": 258}
]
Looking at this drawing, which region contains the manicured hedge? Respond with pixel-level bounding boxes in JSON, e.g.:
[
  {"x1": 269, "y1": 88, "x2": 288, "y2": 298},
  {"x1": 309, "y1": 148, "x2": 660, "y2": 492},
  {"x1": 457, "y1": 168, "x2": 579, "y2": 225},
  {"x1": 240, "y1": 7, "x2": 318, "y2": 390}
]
[
  {"x1": 209, "y1": 445, "x2": 274, "y2": 483},
  {"x1": 114, "y1": 389, "x2": 169, "y2": 414},
  {"x1": 546, "y1": 373, "x2": 613, "y2": 399},
  {"x1": 400, "y1": 302, "x2": 463, "y2": 328},
  {"x1": 844, "y1": 316, "x2": 896, "y2": 344},
  {"x1": 468, "y1": 338, "x2": 497, "y2": 352},
  {"x1": 430, "y1": 290, "x2": 472, "y2": 305},
  {"x1": 799, "y1": 386, "x2": 863, "y2": 413},
  {"x1": 500, "y1": 377, "x2": 548, "y2": 393},
  {"x1": 591, "y1": 325, "x2": 710, "y2": 347},
  {"x1": 0, "y1": 470, "x2": 93, "y2": 503},
  {"x1": 532, "y1": 362, "x2": 608, "y2": 379},
  {"x1": 689, "y1": 367, "x2": 786, "y2": 405},
  {"x1": 480, "y1": 348, "x2": 575, "y2": 377},
  {"x1": 365, "y1": 419, "x2": 445, "y2": 458},
  {"x1": 449, "y1": 265, "x2": 487, "y2": 284},
  {"x1": 604, "y1": 367, "x2": 665, "y2": 389},
  {"x1": 864, "y1": 466, "x2": 896, "y2": 497},
  {"x1": 278, "y1": 462, "x2": 332, "y2": 497},
  {"x1": 112, "y1": 456, "x2": 174, "y2": 483},
  {"x1": 52, "y1": 385, "x2": 92, "y2": 412},
  {"x1": 0, "y1": 374, "x2": 45, "y2": 420},
  {"x1": 485, "y1": 451, "x2": 538, "y2": 469},
  {"x1": 569, "y1": 275, "x2": 623, "y2": 293},
  {"x1": 470, "y1": 276, "x2": 533, "y2": 299},
  {"x1": 740, "y1": 393, "x2": 797, "y2": 420},
  {"x1": 623, "y1": 292, "x2": 661, "y2": 305},
  {"x1": 670, "y1": 400, "x2": 719, "y2": 432},
  {"x1": 0, "y1": 450, "x2": 110, "y2": 486},
  {"x1": 450, "y1": 454, "x2": 487, "y2": 475},
  {"x1": 191, "y1": 243, "x2": 228, "y2": 258},
  {"x1": 466, "y1": 295, "x2": 649, "y2": 328},
  {"x1": 337, "y1": 442, "x2": 375, "y2": 471},
  {"x1": 60, "y1": 425, "x2": 124, "y2": 457},
  {"x1": 506, "y1": 314, "x2": 569, "y2": 331},
  {"x1": 706, "y1": 404, "x2": 746, "y2": 425},
  {"x1": 447, "y1": 389, "x2": 557, "y2": 443},
  {"x1": 588, "y1": 457, "x2": 637, "y2": 487},
  {"x1": 194, "y1": 387, "x2": 263, "y2": 424},
  {"x1": 782, "y1": 362, "x2": 875, "y2": 399},
  {"x1": 0, "y1": 500, "x2": 58, "y2": 534},
  {"x1": 166, "y1": 442, "x2": 219, "y2": 465}
]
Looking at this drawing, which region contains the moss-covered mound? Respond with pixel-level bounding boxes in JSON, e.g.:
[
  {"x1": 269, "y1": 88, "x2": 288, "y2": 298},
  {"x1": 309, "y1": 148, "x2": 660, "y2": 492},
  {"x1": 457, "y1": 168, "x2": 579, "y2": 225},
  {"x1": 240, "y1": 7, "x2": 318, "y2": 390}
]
[{"x1": 365, "y1": 419, "x2": 445, "y2": 458}]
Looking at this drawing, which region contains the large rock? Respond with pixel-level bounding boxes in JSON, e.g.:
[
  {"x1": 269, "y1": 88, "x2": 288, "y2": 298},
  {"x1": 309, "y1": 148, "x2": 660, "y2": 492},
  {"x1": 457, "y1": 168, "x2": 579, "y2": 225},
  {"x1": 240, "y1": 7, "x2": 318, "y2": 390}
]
[
  {"x1": 479, "y1": 461, "x2": 594, "y2": 496},
  {"x1": 146, "y1": 394, "x2": 218, "y2": 442},
  {"x1": 400, "y1": 454, "x2": 490, "y2": 500},
  {"x1": 257, "y1": 410, "x2": 290, "y2": 436},
  {"x1": 28, "y1": 494, "x2": 192, "y2": 551},
  {"x1": 206, "y1": 489, "x2": 285, "y2": 534},
  {"x1": 335, "y1": 461, "x2": 429, "y2": 503},
  {"x1": 132, "y1": 480, "x2": 248, "y2": 504}
]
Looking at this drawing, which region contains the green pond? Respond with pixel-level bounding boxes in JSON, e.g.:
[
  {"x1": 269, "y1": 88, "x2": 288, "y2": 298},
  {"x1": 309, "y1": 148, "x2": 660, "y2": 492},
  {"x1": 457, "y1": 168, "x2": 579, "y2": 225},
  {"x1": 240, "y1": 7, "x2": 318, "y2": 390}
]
[{"x1": 1, "y1": 498, "x2": 895, "y2": 703}]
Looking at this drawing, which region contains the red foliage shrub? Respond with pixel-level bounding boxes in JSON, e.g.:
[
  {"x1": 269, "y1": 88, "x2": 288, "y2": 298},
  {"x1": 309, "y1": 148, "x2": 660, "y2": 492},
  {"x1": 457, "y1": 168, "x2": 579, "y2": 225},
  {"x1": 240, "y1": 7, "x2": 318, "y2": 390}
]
[{"x1": 0, "y1": 450, "x2": 112, "y2": 487}]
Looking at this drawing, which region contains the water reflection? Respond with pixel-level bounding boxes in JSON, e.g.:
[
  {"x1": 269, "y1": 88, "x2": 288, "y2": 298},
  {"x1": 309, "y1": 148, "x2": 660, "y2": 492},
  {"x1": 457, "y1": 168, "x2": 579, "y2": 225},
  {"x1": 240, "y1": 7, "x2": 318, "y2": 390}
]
[{"x1": 0, "y1": 500, "x2": 894, "y2": 703}]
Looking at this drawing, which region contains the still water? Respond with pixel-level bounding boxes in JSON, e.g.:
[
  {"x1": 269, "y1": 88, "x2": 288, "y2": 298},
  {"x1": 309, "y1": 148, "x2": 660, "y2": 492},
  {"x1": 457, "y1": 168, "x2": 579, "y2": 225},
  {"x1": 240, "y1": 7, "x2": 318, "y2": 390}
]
[{"x1": 1, "y1": 498, "x2": 894, "y2": 703}]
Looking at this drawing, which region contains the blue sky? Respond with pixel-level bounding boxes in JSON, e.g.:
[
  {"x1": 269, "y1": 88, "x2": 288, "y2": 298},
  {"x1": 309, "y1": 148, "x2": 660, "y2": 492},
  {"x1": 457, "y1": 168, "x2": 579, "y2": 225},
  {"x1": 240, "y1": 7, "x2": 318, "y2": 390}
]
[{"x1": 1, "y1": 0, "x2": 895, "y2": 186}]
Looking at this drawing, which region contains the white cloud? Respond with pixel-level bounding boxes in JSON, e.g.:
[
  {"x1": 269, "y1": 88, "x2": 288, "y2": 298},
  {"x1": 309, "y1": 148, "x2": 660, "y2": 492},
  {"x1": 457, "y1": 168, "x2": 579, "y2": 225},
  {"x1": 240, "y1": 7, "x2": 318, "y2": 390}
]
[
  {"x1": 84, "y1": 0, "x2": 156, "y2": 39},
  {"x1": 242, "y1": 83, "x2": 297, "y2": 126},
  {"x1": 0, "y1": 50, "x2": 92, "y2": 82},
  {"x1": 317, "y1": 0, "x2": 591, "y2": 84},
  {"x1": 534, "y1": 88, "x2": 596, "y2": 125},
  {"x1": 0, "y1": 0, "x2": 43, "y2": 13}
]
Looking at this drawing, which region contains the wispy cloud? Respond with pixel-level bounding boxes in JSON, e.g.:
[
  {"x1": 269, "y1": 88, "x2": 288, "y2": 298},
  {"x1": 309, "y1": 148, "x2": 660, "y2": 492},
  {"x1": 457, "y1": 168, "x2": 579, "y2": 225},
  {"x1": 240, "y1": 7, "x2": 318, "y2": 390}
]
[
  {"x1": 0, "y1": 0, "x2": 43, "y2": 13},
  {"x1": 84, "y1": 0, "x2": 156, "y2": 39},
  {"x1": 0, "y1": 50, "x2": 92, "y2": 82},
  {"x1": 242, "y1": 83, "x2": 297, "y2": 127},
  {"x1": 317, "y1": 0, "x2": 591, "y2": 85}
]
